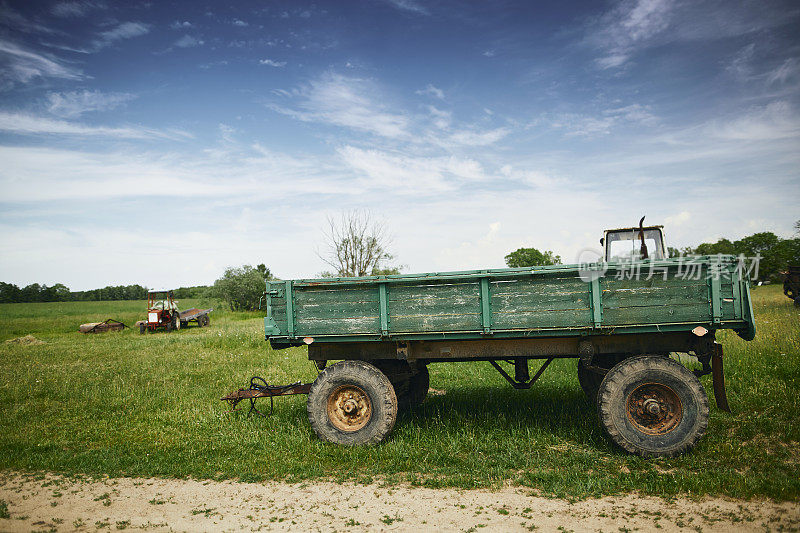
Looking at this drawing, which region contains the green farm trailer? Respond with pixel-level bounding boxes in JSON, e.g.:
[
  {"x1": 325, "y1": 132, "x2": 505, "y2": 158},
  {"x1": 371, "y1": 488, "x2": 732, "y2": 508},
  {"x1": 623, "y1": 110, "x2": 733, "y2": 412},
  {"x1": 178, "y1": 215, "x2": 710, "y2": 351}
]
[{"x1": 260, "y1": 224, "x2": 756, "y2": 457}]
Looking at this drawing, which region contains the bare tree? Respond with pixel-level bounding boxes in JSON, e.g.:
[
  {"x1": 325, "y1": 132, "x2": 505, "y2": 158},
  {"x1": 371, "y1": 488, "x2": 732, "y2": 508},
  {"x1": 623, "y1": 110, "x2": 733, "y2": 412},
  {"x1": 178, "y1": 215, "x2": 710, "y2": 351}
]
[{"x1": 319, "y1": 210, "x2": 396, "y2": 277}]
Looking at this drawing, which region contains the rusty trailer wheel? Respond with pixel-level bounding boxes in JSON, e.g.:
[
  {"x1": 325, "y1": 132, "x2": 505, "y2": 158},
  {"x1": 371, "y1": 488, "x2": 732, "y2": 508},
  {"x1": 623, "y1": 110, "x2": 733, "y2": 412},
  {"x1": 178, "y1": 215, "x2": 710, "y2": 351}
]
[
  {"x1": 326, "y1": 384, "x2": 372, "y2": 432},
  {"x1": 597, "y1": 356, "x2": 709, "y2": 457},
  {"x1": 307, "y1": 360, "x2": 397, "y2": 445}
]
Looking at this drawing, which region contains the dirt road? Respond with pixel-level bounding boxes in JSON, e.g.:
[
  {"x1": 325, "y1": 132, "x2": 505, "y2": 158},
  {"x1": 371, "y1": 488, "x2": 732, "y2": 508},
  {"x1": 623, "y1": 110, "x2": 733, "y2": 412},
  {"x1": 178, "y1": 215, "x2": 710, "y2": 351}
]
[{"x1": 0, "y1": 472, "x2": 797, "y2": 532}]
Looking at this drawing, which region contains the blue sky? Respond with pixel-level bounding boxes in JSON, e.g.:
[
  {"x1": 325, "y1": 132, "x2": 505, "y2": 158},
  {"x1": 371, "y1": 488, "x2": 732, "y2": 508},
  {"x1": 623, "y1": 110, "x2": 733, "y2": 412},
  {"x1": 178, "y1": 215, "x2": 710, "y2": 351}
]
[{"x1": 1, "y1": 0, "x2": 798, "y2": 290}]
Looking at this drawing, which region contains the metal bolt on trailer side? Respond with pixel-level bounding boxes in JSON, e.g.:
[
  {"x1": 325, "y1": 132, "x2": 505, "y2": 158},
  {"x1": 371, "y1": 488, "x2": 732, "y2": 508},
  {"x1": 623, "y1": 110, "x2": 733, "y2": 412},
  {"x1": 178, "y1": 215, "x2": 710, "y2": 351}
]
[{"x1": 227, "y1": 221, "x2": 756, "y2": 457}]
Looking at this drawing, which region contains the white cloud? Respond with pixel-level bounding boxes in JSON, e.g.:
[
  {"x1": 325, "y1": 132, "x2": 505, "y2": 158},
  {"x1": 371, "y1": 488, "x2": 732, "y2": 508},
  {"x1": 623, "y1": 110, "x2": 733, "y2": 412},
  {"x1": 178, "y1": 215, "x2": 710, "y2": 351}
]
[
  {"x1": 665, "y1": 210, "x2": 691, "y2": 227},
  {"x1": 98, "y1": 22, "x2": 150, "y2": 43},
  {"x1": 338, "y1": 146, "x2": 449, "y2": 191},
  {"x1": 482, "y1": 50, "x2": 495, "y2": 58},
  {"x1": 766, "y1": 58, "x2": 799, "y2": 86},
  {"x1": 380, "y1": 0, "x2": 428, "y2": 15},
  {"x1": 415, "y1": 84, "x2": 444, "y2": 99},
  {"x1": 270, "y1": 72, "x2": 410, "y2": 139},
  {"x1": 259, "y1": 58, "x2": 286, "y2": 67},
  {"x1": 0, "y1": 112, "x2": 191, "y2": 140},
  {"x1": 46, "y1": 90, "x2": 136, "y2": 118},
  {"x1": 499, "y1": 165, "x2": 558, "y2": 188},
  {"x1": 233, "y1": 19, "x2": 248, "y2": 26},
  {"x1": 174, "y1": 35, "x2": 204, "y2": 48},
  {"x1": 706, "y1": 101, "x2": 800, "y2": 141},
  {"x1": 170, "y1": 21, "x2": 193, "y2": 29},
  {"x1": 550, "y1": 103, "x2": 657, "y2": 137},
  {"x1": 51, "y1": 1, "x2": 106, "y2": 17},
  {"x1": 427, "y1": 106, "x2": 451, "y2": 129},
  {"x1": 218, "y1": 123, "x2": 236, "y2": 143},
  {"x1": 588, "y1": 0, "x2": 799, "y2": 71},
  {"x1": 591, "y1": 0, "x2": 673, "y2": 69},
  {"x1": 447, "y1": 127, "x2": 510, "y2": 146},
  {"x1": 338, "y1": 146, "x2": 488, "y2": 192},
  {"x1": 0, "y1": 39, "x2": 83, "y2": 87},
  {"x1": 726, "y1": 43, "x2": 756, "y2": 79}
]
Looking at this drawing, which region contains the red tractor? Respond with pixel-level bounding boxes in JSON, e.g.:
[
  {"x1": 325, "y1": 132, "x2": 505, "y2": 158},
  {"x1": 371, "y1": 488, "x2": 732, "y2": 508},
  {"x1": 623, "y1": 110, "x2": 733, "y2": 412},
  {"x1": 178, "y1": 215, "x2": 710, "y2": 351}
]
[
  {"x1": 138, "y1": 289, "x2": 182, "y2": 334},
  {"x1": 137, "y1": 289, "x2": 213, "y2": 333}
]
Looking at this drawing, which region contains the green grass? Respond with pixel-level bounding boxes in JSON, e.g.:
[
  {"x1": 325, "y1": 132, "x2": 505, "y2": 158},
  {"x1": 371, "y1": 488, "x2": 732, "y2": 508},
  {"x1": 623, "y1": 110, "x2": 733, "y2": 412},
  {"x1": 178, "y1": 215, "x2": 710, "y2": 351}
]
[{"x1": 0, "y1": 287, "x2": 798, "y2": 500}]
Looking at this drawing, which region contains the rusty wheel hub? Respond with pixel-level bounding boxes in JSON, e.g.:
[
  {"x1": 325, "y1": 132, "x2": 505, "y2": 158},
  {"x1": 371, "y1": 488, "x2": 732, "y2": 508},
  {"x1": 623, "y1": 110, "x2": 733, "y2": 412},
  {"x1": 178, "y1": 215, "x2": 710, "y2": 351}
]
[
  {"x1": 626, "y1": 383, "x2": 682, "y2": 435},
  {"x1": 327, "y1": 385, "x2": 372, "y2": 432}
]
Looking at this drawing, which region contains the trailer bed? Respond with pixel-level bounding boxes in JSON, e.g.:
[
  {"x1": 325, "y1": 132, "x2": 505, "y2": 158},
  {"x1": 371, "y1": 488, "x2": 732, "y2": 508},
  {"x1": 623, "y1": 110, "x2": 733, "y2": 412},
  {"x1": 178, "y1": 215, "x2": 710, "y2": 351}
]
[{"x1": 265, "y1": 256, "x2": 755, "y2": 346}]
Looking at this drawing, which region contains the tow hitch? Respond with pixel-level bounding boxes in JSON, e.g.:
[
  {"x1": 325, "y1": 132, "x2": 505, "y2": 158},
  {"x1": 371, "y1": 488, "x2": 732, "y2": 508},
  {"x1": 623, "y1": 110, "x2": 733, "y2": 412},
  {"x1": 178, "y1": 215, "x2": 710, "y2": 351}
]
[{"x1": 222, "y1": 377, "x2": 312, "y2": 416}]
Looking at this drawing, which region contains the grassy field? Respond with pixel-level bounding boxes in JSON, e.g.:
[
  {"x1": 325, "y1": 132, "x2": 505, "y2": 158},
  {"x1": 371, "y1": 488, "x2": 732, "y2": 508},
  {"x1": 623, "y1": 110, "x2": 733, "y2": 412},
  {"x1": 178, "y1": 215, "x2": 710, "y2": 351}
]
[{"x1": 0, "y1": 286, "x2": 798, "y2": 500}]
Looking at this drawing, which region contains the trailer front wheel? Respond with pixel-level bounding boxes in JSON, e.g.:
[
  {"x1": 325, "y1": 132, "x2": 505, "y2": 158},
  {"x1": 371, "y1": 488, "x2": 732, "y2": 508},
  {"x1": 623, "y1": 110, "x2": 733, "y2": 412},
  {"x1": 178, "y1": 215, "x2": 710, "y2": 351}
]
[
  {"x1": 307, "y1": 360, "x2": 398, "y2": 445},
  {"x1": 597, "y1": 356, "x2": 709, "y2": 457}
]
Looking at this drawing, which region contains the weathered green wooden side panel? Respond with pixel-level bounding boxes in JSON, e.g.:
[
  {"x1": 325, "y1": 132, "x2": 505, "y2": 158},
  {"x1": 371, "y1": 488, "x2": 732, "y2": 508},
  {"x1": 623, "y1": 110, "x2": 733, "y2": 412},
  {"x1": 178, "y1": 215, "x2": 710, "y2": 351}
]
[
  {"x1": 601, "y1": 274, "x2": 712, "y2": 326},
  {"x1": 387, "y1": 281, "x2": 481, "y2": 333},
  {"x1": 294, "y1": 287, "x2": 379, "y2": 335},
  {"x1": 491, "y1": 276, "x2": 591, "y2": 330},
  {"x1": 264, "y1": 257, "x2": 756, "y2": 341}
]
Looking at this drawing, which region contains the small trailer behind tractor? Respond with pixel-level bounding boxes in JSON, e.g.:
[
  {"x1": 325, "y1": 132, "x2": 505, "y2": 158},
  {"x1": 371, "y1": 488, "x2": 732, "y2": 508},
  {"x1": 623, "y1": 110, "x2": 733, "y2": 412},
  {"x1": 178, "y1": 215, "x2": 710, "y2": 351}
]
[
  {"x1": 226, "y1": 220, "x2": 756, "y2": 457},
  {"x1": 137, "y1": 289, "x2": 212, "y2": 333}
]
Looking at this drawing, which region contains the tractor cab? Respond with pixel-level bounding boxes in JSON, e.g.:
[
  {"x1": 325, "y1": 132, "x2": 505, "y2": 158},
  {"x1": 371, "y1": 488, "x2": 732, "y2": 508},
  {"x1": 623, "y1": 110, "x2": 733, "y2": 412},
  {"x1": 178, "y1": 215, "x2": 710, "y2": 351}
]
[
  {"x1": 601, "y1": 217, "x2": 666, "y2": 262},
  {"x1": 140, "y1": 289, "x2": 181, "y2": 333}
]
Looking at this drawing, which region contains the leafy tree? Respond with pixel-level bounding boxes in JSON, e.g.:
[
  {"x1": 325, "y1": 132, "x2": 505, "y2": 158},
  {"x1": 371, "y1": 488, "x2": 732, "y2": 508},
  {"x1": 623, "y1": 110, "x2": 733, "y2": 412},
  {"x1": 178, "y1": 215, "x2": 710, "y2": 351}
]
[
  {"x1": 693, "y1": 238, "x2": 737, "y2": 256},
  {"x1": 504, "y1": 247, "x2": 562, "y2": 268},
  {"x1": 213, "y1": 264, "x2": 273, "y2": 311},
  {"x1": 0, "y1": 282, "x2": 21, "y2": 303},
  {"x1": 319, "y1": 210, "x2": 398, "y2": 277}
]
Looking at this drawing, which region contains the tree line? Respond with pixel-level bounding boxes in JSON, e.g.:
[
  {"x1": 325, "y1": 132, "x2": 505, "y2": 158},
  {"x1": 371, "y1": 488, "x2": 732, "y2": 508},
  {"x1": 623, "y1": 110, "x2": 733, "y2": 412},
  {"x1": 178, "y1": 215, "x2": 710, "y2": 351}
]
[{"x1": 0, "y1": 282, "x2": 210, "y2": 304}]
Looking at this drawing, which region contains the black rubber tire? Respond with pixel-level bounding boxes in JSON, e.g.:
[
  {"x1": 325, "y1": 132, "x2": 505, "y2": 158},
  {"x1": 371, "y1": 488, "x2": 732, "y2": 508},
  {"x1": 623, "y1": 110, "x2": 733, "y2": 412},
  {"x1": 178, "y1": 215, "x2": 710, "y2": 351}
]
[
  {"x1": 165, "y1": 320, "x2": 172, "y2": 332},
  {"x1": 577, "y1": 354, "x2": 623, "y2": 403},
  {"x1": 372, "y1": 361, "x2": 429, "y2": 410},
  {"x1": 204, "y1": 315, "x2": 211, "y2": 326},
  {"x1": 407, "y1": 365, "x2": 429, "y2": 407},
  {"x1": 597, "y1": 356, "x2": 709, "y2": 458},
  {"x1": 307, "y1": 360, "x2": 398, "y2": 445},
  {"x1": 139, "y1": 323, "x2": 145, "y2": 335},
  {"x1": 794, "y1": 296, "x2": 800, "y2": 308},
  {"x1": 173, "y1": 316, "x2": 180, "y2": 330}
]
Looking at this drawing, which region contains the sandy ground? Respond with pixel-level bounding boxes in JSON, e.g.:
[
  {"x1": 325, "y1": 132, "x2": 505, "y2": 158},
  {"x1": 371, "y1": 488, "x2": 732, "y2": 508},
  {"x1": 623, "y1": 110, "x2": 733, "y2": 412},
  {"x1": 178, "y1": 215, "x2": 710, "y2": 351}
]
[{"x1": 0, "y1": 472, "x2": 798, "y2": 532}]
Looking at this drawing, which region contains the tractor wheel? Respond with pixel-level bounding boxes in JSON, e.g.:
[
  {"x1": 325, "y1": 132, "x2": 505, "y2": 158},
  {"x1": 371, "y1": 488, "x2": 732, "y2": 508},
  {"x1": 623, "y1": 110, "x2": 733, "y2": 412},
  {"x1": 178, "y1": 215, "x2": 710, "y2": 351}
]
[
  {"x1": 577, "y1": 354, "x2": 624, "y2": 404},
  {"x1": 139, "y1": 323, "x2": 146, "y2": 334},
  {"x1": 307, "y1": 360, "x2": 397, "y2": 445},
  {"x1": 174, "y1": 315, "x2": 181, "y2": 330},
  {"x1": 597, "y1": 355, "x2": 709, "y2": 457},
  {"x1": 165, "y1": 320, "x2": 172, "y2": 332},
  {"x1": 372, "y1": 361, "x2": 429, "y2": 410}
]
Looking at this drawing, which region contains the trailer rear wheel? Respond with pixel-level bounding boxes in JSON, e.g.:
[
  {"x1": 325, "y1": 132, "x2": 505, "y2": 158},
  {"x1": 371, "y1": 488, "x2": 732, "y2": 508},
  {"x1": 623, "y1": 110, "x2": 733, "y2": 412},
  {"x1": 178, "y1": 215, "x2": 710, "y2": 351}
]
[
  {"x1": 373, "y1": 361, "x2": 429, "y2": 410},
  {"x1": 307, "y1": 360, "x2": 398, "y2": 445},
  {"x1": 577, "y1": 355, "x2": 622, "y2": 403},
  {"x1": 597, "y1": 356, "x2": 709, "y2": 457}
]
